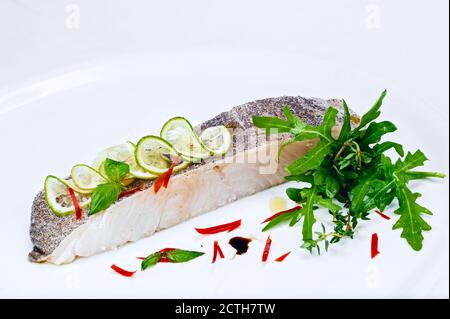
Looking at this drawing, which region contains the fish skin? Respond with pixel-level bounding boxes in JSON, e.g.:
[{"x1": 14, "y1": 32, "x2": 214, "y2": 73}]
[{"x1": 29, "y1": 96, "x2": 354, "y2": 264}]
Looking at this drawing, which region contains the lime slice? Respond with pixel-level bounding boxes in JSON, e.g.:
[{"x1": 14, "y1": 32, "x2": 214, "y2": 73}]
[
  {"x1": 135, "y1": 135, "x2": 190, "y2": 175},
  {"x1": 200, "y1": 125, "x2": 232, "y2": 156},
  {"x1": 65, "y1": 178, "x2": 94, "y2": 195},
  {"x1": 71, "y1": 164, "x2": 108, "y2": 191},
  {"x1": 92, "y1": 142, "x2": 156, "y2": 180},
  {"x1": 44, "y1": 175, "x2": 91, "y2": 217},
  {"x1": 160, "y1": 117, "x2": 209, "y2": 161}
]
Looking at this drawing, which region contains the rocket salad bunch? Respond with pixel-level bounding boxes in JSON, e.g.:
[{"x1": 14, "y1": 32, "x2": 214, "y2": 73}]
[{"x1": 253, "y1": 91, "x2": 445, "y2": 253}]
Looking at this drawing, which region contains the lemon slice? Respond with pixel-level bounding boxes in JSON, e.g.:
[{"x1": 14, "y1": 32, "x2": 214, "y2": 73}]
[
  {"x1": 92, "y1": 142, "x2": 156, "y2": 181},
  {"x1": 71, "y1": 164, "x2": 108, "y2": 192},
  {"x1": 44, "y1": 175, "x2": 91, "y2": 217},
  {"x1": 160, "y1": 117, "x2": 209, "y2": 161},
  {"x1": 135, "y1": 135, "x2": 190, "y2": 175},
  {"x1": 200, "y1": 125, "x2": 232, "y2": 156}
]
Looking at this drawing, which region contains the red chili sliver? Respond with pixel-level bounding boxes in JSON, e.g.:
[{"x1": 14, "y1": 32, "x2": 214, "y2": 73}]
[
  {"x1": 154, "y1": 158, "x2": 180, "y2": 193},
  {"x1": 110, "y1": 264, "x2": 136, "y2": 277},
  {"x1": 153, "y1": 174, "x2": 166, "y2": 194},
  {"x1": 159, "y1": 248, "x2": 176, "y2": 253},
  {"x1": 275, "y1": 251, "x2": 291, "y2": 262},
  {"x1": 137, "y1": 248, "x2": 176, "y2": 262},
  {"x1": 195, "y1": 219, "x2": 241, "y2": 235},
  {"x1": 261, "y1": 206, "x2": 302, "y2": 224},
  {"x1": 119, "y1": 186, "x2": 143, "y2": 199},
  {"x1": 67, "y1": 188, "x2": 82, "y2": 220},
  {"x1": 163, "y1": 158, "x2": 179, "y2": 188},
  {"x1": 212, "y1": 240, "x2": 225, "y2": 264},
  {"x1": 375, "y1": 210, "x2": 391, "y2": 220},
  {"x1": 371, "y1": 233, "x2": 380, "y2": 259},
  {"x1": 262, "y1": 235, "x2": 272, "y2": 262}
]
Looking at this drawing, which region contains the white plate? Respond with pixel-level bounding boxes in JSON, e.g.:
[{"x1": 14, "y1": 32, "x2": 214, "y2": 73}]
[{"x1": 0, "y1": 50, "x2": 448, "y2": 298}]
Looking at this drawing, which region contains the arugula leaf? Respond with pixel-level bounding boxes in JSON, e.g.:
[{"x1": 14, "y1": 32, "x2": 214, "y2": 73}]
[
  {"x1": 252, "y1": 90, "x2": 445, "y2": 253},
  {"x1": 362, "y1": 121, "x2": 397, "y2": 145},
  {"x1": 262, "y1": 210, "x2": 300, "y2": 231},
  {"x1": 393, "y1": 150, "x2": 428, "y2": 180},
  {"x1": 355, "y1": 89, "x2": 387, "y2": 131},
  {"x1": 287, "y1": 139, "x2": 333, "y2": 175},
  {"x1": 325, "y1": 175, "x2": 340, "y2": 198},
  {"x1": 286, "y1": 188, "x2": 302, "y2": 202},
  {"x1": 403, "y1": 171, "x2": 447, "y2": 180},
  {"x1": 89, "y1": 182, "x2": 122, "y2": 215},
  {"x1": 373, "y1": 141, "x2": 405, "y2": 156},
  {"x1": 103, "y1": 158, "x2": 130, "y2": 183},
  {"x1": 299, "y1": 187, "x2": 318, "y2": 248},
  {"x1": 392, "y1": 185, "x2": 432, "y2": 251},
  {"x1": 337, "y1": 100, "x2": 351, "y2": 144}
]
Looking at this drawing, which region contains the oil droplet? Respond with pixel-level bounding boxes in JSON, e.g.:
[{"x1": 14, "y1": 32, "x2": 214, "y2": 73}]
[{"x1": 269, "y1": 196, "x2": 287, "y2": 213}]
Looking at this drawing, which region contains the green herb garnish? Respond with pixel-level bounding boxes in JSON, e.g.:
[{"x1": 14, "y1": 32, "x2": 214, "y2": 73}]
[
  {"x1": 253, "y1": 90, "x2": 445, "y2": 253},
  {"x1": 89, "y1": 158, "x2": 129, "y2": 215},
  {"x1": 140, "y1": 249, "x2": 204, "y2": 270}
]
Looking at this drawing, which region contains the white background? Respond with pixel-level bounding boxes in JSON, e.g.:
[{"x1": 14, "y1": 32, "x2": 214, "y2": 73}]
[{"x1": 0, "y1": 0, "x2": 448, "y2": 298}]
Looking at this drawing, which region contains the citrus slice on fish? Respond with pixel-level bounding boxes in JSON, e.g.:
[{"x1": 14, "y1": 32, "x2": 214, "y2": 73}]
[
  {"x1": 71, "y1": 164, "x2": 108, "y2": 192},
  {"x1": 200, "y1": 125, "x2": 232, "y2": 156},
  {"x1": 92, "y1": 142, "x2": 156, "y2": 181},
  {"x1": 44, "y1": 175, "x2": 91, "y2": 217},
  {"x1": 160, "y1": 117, "x2": 210, "y2": 161},
  {"x1": 135, "y1": 135, "x2": 190, "y2": 175}
]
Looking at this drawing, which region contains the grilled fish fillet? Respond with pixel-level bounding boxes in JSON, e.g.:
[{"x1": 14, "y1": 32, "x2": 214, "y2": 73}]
[{"x1": 29, "y1": 96, "x2": 354, "y2": 264}]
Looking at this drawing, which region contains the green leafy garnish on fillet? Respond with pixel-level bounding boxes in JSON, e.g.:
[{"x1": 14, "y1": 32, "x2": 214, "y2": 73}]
[{"x1": 253, "y1": 90, "x2": 446, "y2": 253}]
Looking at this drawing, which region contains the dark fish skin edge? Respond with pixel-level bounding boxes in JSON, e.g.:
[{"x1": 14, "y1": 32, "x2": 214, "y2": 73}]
[{"x1": 29, "y1": 96, "x2": 356, "y2": 262}]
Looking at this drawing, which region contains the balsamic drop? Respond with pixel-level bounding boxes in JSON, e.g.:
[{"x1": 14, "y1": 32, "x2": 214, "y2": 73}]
[{"x1": 228, "y1": 236, "x2": 252, "y2": 255}]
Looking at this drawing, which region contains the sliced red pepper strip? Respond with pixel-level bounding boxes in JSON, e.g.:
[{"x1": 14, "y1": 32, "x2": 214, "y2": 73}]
[
  {"x1": 262, "y1": 235, "x2": 272, "y2": 262},
  {"x1": 119, "y1": 186, "x2": 143, "y2": 200},
  {"x1": 163, "y1": 157, "x2": 179, "y2": 188},
  {"x1": 110, "y1": 264, "x2": 136, "y2": 277},
  {"x1": 154, "y1": 157, "x2": 180, "y2": 193},
  {"x1": 153, "y1": 174, "x2": 166, "y2": 194},
  {"x1": 261, "y1": 206, "x2": 302, "y2": 224},
  {"x1": 67, "y1": 187, "x2": 82, "y2": 220},
  {"x1": 159, "y1": 248, "x2": 176, "y2": 253},
  {"x1": 195, "y1": 219, "x2": 241, "y2": 235},
  {"x1": 374, "y1": 210, "x2": 391, "y2": 220},
  {"x1": 212, "y1": 240, "x2": 225, "y2": 263},
  {"x1": 275, "y1": 251, "x2": 291, "y2": 262},
  {"x1": 159, "y1": 248, "x2": 176, "y2": 262},
  {"x1": 137, "y1": 248, "x2": 176, "y2": 262},
  {"x1": 371, "y1": 233, "x2": 380, "y2": 259}
]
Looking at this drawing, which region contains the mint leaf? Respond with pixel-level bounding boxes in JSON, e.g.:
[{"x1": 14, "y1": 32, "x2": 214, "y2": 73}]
[
  {"x1": 165, "y1": 249, "x2": 204, "y2": 263},
  {"x1": 89, "y1": 183, "x2": 122, "y2": 215},
  {"x1": 104, "y1": 158, "x2": 130, "y2": 183}
]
